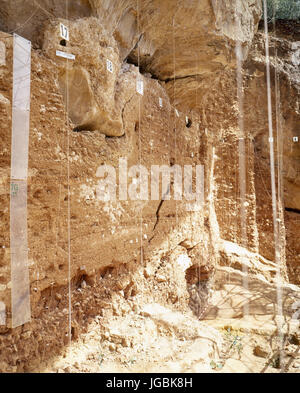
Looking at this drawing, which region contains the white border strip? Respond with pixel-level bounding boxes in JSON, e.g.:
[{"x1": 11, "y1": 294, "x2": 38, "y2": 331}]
[{"x1": 10, "y1": 34, "x2": 31, "y2": 328}]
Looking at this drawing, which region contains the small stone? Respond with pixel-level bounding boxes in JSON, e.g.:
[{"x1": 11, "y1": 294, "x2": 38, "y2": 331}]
[
  {"x1": 109, "y1": 343, "x2": 116, "y2": 352},
  {"x1": 144, "y1": 267, "x2": 152, "y2": 278},
  {"x1": 103, "y1": 331, "x2": 110, "y2": 339},
  {"x1": 156, "y1": 274, "x2": 167, "y2": 283},
  {"x1": 253, "y1": 345, "x2": 269, "y2": 358},
  {"x1": 289, "y1": 334, "x2": 300, "y2": 346},
  {"x1": 55, "y1": 293, "x2": 62, "y2": 301},
  {"x1": 21, "y1": 331, "x2": 31, "y2": 340},
  {"x1": 81, "y1": 280, "x2": 87, "y2": 289},
  {"x1": 122, "y1": 337, "x2": 130, "y2": 347}
]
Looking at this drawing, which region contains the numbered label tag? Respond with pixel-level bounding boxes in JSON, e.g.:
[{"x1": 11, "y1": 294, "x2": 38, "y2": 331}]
[
  {"x1": 106, "y1": 59, "x2": 113, "y2": 73},
  {"x1": 11, "y1": 182, "x2": 19, "y2": 197},
  {"x1": 136, "y1": 80, "x2": 144, "y2": 96},
  {"x1": 60, "y1": 23, "x2": 69, "y2": 41},
  {"x1": 159, "y1": 97, "x2": 163, "y2": 108},
  {"x1": 293, "y1": 136, "x2": 299, "y2": 142}
]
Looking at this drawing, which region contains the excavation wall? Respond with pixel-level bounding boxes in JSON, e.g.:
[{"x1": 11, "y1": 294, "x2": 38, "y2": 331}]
[{"x1": 0, "y1": 0, "x2": 299, "y2": 372}]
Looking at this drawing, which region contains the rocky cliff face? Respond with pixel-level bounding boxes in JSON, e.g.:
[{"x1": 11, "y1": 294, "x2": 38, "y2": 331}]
[{"x1": 0, "y1": 0, "x2": 299, "y2": 373}]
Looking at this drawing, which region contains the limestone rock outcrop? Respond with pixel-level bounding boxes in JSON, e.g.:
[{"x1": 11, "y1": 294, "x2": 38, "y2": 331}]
[{"x1": 0, "y1": 0, "x2": 299, "y2": 373}]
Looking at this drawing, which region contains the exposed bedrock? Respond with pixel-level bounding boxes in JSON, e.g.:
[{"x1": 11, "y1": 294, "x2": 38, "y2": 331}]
[{"x1": 0, "y1": 0, "x2": 299, "y2": 372}]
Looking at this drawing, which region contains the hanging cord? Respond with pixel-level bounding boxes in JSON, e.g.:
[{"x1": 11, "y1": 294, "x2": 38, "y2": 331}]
[
  {"x1": 172, "y1": 6, "x2": 180, "y2": 311},
  {"x1": 136, "y1": 0, "x2": 146, "y2": 369},
  {"x1": 263, "y1": 0, "x2": 284, "y2": 371},
  {"x1": 172, "y1": 4, "x2": 187, "y2": 312},
  {"x1": 172, "y1": 15, "x2": 178, "y2": 229},
  {"x1": 54, "y1": 135, "x2": 67, "y2": 271},
  {"x1": 137, "y1": 0, "x2": 143, "y2": 272},
  {"x1": 235, "y1": 3, "x2": 249, "y2": 316},
  {"x1": 64, "y1": 0, "x2": 72, "y2": 348},
  {"x1": 196, "y1": 45, "x2": 201, "y2": 314},
  {"x1": 272, "y1": 0, "x2": 286, "y2": 371},
  {"x1": 272, "y1": 0, "x2": 285, "y2": 270}
]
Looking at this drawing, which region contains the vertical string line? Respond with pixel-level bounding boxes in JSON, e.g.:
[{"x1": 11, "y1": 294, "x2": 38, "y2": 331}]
[
  {"x1": 136, "y1": 0, "x2": 142, "y2": 277},
  {"x1": 136, "y1": 0, "x2": 145, "y2": 367},
  {"x1": 172, "y1": 5, "x2": 182, "y2": 310},
  {"x1": 263, "y1": 0, "x2": 283, "y2": 371},
  {"x1": 166, "y1": 10, "x2": 172, "y2": 317},
  {"x1": 54, "y1": 97, "x2": 68, "y2": 282},
  {"x1": 235, "y1": 4, "x2": 249, "y2": 316},
  {"x1": 273, "y1": 0, "x2": 285, "y2": 370},
  {"x1": 65, "y1": 0, "x2": 72, "y2": 347},
  {"x1": 273, "y1": 0, "x2": 285, "y2": 273},
  {"x1": 172, "y1": 14, "x2": 178, "y2": 229},
  {"x1": 196, "y1": 43, "x2": 201, "y2": 314}
]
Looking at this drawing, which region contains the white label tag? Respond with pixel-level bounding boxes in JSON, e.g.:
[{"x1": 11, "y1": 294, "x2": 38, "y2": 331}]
[
  {"x1": 56, "y1": 50, "x2": 75, "y2": 60},
  {"x1": 159, "y1": 97, "x2": 163, "y2": 107},
  {"x1": 186, "y1": 116, "x2": 189, "y2": 124},
  {"x1": 106, "y1": 59, "x2": 113, "y2": 73},
  {"x1": 293, "y1": 136, "x2": 299, "y2": 142},
  {"x1": 60, "y1": 23, "x2": 69, "y2": 41},
  {"x1": 175, "y1": 109, "x2": 179, "y2": 117},
  {"x1": 136, "y1": 80, "x2": 144, "y2": 95},
  {"x1": 0, "y1": 302, "x2": 5, "y2": 326}
]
